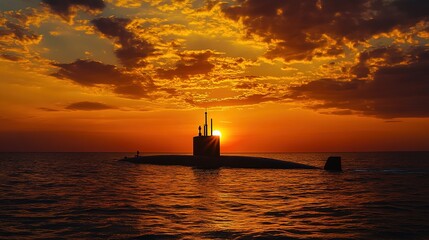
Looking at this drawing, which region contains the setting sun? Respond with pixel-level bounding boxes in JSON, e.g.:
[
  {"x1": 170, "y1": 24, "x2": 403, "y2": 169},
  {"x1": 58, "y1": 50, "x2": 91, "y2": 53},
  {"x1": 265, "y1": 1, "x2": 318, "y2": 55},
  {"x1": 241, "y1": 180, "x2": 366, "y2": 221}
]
[{"x1": 212, "y1": 130, "x2": 221, "y2": 137}]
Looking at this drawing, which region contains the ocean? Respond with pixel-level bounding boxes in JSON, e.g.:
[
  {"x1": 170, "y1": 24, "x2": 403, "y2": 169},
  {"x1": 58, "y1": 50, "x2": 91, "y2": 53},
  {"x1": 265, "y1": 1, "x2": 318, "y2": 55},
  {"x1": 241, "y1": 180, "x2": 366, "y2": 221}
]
[{"x1": 1, "y1": 152, "x2": 428, "y2": 239}]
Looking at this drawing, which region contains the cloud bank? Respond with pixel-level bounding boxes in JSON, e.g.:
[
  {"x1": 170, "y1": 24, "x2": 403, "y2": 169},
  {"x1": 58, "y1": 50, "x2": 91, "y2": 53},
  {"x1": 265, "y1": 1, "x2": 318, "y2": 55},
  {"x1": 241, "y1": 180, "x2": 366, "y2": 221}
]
[
  {"x1": 288, "y1": 47, "x2": 429, "y2": 118},
  {"x1": 42, "y1": 0, "x2": 105, "y2": 20},
  {"x1": 66, "y1": 101, "x2": 116, "y2": 110}
]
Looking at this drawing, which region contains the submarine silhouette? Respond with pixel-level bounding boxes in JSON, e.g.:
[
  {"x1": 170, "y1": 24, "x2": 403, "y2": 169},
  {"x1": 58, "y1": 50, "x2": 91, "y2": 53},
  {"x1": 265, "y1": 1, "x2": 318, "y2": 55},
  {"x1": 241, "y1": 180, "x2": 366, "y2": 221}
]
[{"x1": 121, "y1": 111, "x2": 342, "y2": 171}]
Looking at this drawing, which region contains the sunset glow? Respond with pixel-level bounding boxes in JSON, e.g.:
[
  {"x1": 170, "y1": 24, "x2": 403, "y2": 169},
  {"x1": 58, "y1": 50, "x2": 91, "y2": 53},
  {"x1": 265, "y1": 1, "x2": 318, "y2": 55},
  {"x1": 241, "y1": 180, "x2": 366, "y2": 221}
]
[{"x1": 0, "y1": 1, "x2": 428, "y2": 152}]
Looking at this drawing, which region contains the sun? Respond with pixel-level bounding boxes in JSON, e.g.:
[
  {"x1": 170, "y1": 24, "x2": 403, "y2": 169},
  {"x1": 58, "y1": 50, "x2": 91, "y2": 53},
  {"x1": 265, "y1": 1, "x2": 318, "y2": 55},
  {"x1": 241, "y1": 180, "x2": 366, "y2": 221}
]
[{"x1": 212, "y1": 130, "x2": 221, "y2": 137}]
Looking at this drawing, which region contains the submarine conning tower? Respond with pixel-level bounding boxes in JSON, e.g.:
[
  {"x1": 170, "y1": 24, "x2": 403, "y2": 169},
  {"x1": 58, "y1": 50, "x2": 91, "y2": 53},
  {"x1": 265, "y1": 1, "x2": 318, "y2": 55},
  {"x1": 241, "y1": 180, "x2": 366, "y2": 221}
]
[{"x1": 193, "y1": 110, "x2": 220, "y2": 157}]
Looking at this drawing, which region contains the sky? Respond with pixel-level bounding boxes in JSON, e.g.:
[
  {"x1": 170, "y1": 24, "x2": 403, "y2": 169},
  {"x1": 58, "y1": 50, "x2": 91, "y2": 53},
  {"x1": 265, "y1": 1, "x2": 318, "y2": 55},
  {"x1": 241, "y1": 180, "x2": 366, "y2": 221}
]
[{"x1": 0, "y1": 0, "x2": 428, "y2": 152}]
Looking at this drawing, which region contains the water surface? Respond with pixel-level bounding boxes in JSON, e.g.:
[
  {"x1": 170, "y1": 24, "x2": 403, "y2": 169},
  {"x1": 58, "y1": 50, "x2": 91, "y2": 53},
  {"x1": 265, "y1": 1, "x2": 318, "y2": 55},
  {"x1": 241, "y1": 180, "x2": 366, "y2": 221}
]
[{"x1": 1, "y1": 152, "x2": 428, "y2": 239}]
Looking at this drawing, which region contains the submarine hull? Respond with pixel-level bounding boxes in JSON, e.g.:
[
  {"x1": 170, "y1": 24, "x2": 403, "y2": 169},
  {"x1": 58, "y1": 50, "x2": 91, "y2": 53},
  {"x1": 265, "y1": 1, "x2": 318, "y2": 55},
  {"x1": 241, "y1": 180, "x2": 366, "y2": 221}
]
[{"x1": 120, "y1": 155, "x2": 319, "y2": 169}]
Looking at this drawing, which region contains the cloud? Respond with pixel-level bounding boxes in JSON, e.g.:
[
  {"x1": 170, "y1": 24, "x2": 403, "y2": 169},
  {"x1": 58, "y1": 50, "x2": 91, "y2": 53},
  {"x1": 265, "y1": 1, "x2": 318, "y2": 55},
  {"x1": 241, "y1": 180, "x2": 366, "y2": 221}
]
[
  {"x1": 91, "y1": 17, "x2": 156, "y2": 68},
  {"x1": 287, "y1": 47, "x2": 429, "y2": 118},
  {"x1": 351, "y1": 47, "x2": 407, "y2": 78},
  {"x1": 0, "y1": 19, "x2": 43, "y2": 64},
  {"x1": 38, "y1": 107, "x2": 60, "y2": 112},
  {"x1": 157, "y1": 50, "x2": 215, "y2": 79},
  {"x1": 52, "y1": 59, "x2": 156, "y2": 98},
  {"x1": 186, "y1": 93, "x2": 278, "y2": 107},
  {"x1": 66, "y1": 101, "x2": 116, "y2": 110},
  {"x1": 3, "y1": 7, "x2": 47, "y2": 27},
  {"x1": 110, "y1": 0, "x2": 143, "y2": 8},
  {"x1": 0, "y1": 21, "x2": 41, "y2": 43},
  {"x1": 0, "y1": 53, "x2": 23, "y2": 62},
  {"x1": 41, "y1": 0, "x2": 105, "y2": 20},
  {"x1": 0, "y1": 9, "x2": 47, "y2": 64},
  {"x1": 222, "y1": 0, "x2": 429, "y2": 61},
  {"x1": 53, "y1": 59, "x2": 127, "y2": 86}
]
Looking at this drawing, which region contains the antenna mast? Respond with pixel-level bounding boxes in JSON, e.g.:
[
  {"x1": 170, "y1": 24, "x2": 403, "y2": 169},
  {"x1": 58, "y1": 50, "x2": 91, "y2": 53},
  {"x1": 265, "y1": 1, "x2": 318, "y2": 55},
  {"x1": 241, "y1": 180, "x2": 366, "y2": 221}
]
[{"x1": 204, "y1": 108, "x2": 208, "y2": 136}]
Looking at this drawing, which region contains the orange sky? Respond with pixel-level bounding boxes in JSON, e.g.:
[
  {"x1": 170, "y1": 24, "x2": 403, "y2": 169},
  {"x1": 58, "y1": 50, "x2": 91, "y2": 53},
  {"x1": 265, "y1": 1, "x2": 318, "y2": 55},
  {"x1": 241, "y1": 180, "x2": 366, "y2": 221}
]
[{"x1": 1, "y1": 0, "x2": 428, "y2": 152}]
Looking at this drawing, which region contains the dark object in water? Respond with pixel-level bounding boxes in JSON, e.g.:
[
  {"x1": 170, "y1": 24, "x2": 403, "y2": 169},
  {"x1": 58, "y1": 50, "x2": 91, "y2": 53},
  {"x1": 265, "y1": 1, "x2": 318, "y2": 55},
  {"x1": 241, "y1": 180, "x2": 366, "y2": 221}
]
[
  {"x1": 124, "y1": 111, "x2": 342, "y2": 171},
  {"x1": 324, "y1": 156, "x2": 342, "y2": 171},
  {"x1": 120, "y1": 155, "x2": 341, "y2": 171},
  {"x1": 193, "y1": 136, "x2": 220, "y2": 157},
  {"x1": 193, "y1": 110, "x2": 220, "y2": 157}
]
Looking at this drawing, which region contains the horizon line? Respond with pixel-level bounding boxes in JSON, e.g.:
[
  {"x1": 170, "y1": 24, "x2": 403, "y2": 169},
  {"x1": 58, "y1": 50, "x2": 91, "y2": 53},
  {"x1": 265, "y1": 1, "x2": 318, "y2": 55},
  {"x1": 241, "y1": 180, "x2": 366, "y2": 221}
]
[{"x1": 1, "y1": 150, "x2": 428, "y2": 154}]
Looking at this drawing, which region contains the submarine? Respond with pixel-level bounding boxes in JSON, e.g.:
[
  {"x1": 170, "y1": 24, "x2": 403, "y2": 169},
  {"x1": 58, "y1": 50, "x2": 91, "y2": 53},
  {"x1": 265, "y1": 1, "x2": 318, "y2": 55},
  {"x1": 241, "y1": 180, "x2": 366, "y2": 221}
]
[{"x1": 121, "y1": 111, "x2": 342, "y2": 171}]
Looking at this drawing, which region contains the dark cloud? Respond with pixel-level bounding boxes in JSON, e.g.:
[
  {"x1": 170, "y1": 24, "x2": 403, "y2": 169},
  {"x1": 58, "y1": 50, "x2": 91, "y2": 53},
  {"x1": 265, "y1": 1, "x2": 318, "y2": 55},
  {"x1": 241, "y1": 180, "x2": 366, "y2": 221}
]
[
  {"x1": 41, "y1": 0, "x2": 105, "y2": 20},
  {"x1": 53, "y1": 59, "x2": 127, "y2": 86},
  {"x1": 0, "y1": 21, "x2": 40, "y2": 43},
  {"x1": 0, "y1": 9, "x2": 42, "y2": 62},
  {"x1": 52, "y1": 59, "x2": 155, "y2": 98},
  {"x1": 235, "y1": 82, "x2": 266, "y2": 89},
  {"x1": 351, "y1": 47, "x2": 407, "y2": 78},
  {"x1": 157, "y1": 51, "x2": 215, "y2": 79},
  {"x1": 91, "y1": 17, "x2": 155, "y2": 68},
  {"x1": 0, "y1": 53, "x2": 23, "y2": 62},
  {"x1": 38, "y1": 107, "x2": 59, "y2": 112},
  {"x1": 320, "y1": 109, "x2": 354, "y2": 116},
  {"x1": 66, "y1": 101, "x2": 116, "y2": 110},
  {"x1": 287, "y1": 47, "x2": 429, "y2": 118},
  {"x1": 223, "y1": 0, "x2": 429, "y2": 61},
  {"x1": 186, "y1": 94, "x2": 278, "y2": 107}
]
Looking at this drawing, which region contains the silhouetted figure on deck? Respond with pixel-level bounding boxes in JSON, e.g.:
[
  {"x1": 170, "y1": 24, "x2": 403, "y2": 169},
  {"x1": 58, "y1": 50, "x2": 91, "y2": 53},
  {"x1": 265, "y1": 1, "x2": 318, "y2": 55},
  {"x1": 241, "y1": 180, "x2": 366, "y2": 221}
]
[{"x1": 135, "y1": 151, "x2": 140, "y2": 158}]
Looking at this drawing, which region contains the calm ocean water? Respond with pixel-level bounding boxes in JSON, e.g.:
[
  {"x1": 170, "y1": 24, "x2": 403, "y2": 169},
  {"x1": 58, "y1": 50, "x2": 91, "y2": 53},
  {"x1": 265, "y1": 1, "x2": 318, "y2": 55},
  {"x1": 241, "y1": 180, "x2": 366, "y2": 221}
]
[{"x1": 1, "y1": 152, "x2": 429, "y2": 239}]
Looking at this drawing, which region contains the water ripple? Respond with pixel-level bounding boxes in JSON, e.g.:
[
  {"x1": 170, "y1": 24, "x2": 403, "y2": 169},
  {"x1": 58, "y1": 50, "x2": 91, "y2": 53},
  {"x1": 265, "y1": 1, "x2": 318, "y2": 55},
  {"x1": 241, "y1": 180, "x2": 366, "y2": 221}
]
[{"x1": 1, "y1": 152, "x2": 429, "y2": 239}]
